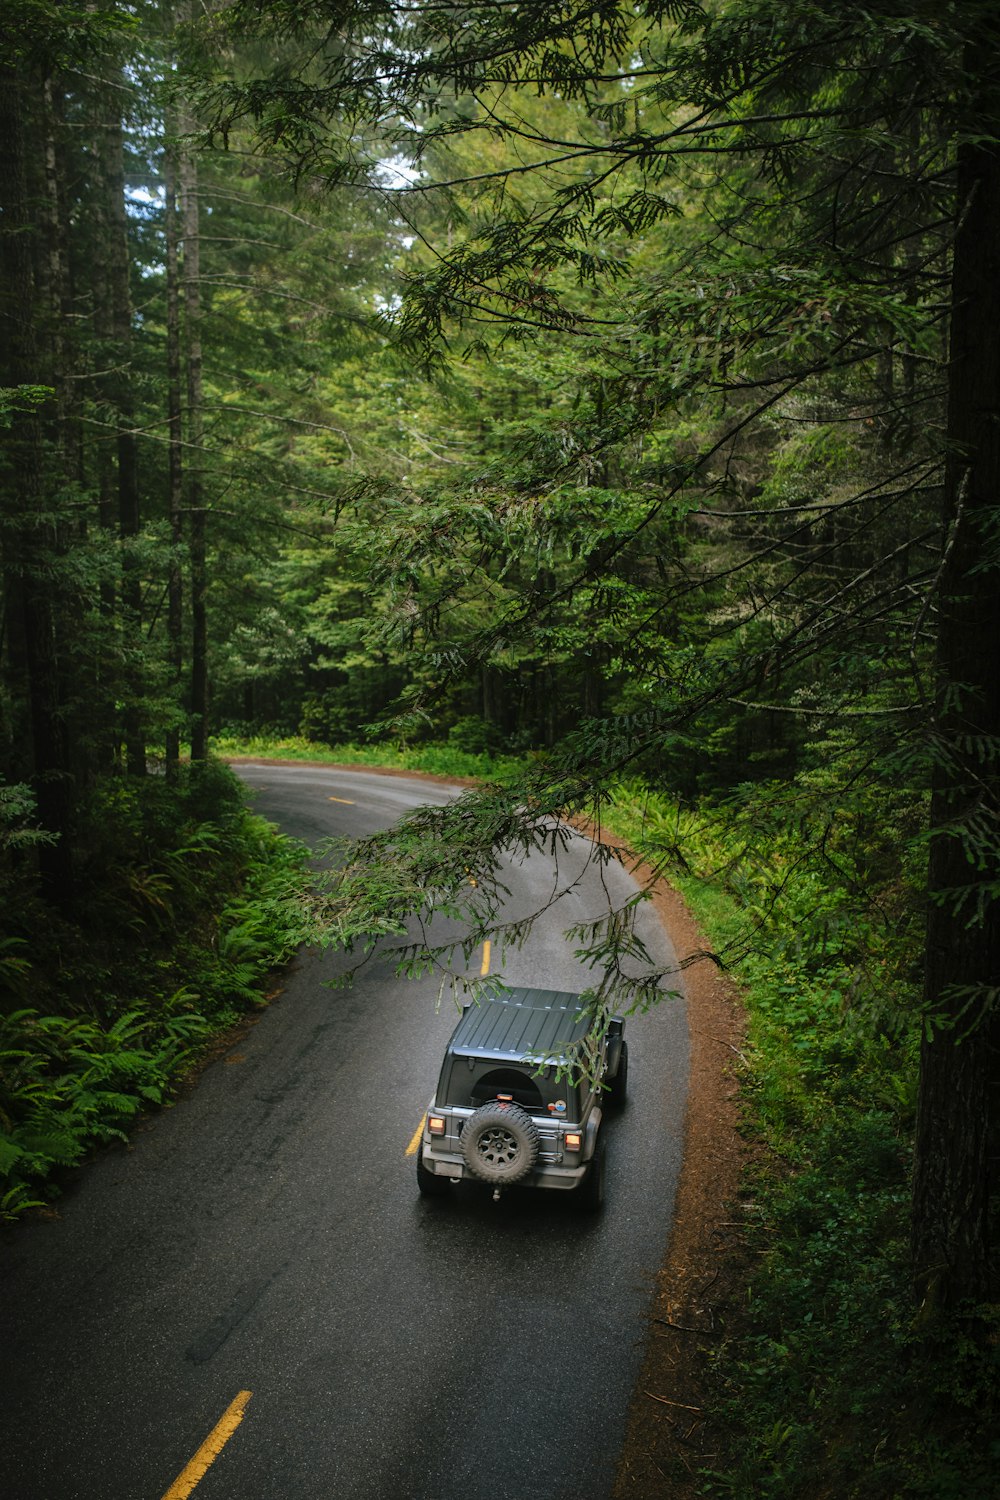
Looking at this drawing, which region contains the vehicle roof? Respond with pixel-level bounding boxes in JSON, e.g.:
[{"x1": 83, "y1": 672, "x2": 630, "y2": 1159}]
[{"x1": 448, "y1": 987, "x2": 595, "y2": 1065}]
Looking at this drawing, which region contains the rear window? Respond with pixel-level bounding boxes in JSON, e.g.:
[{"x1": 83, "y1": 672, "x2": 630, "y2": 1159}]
[{"x1": 438, "y1": 1056, "x2": 582, "y2": 1119}]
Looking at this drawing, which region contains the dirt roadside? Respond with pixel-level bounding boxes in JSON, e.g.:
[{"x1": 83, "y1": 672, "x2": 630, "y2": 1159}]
[{"x1": 233, "y1": 759, "x2": 750, "y2": 1496}]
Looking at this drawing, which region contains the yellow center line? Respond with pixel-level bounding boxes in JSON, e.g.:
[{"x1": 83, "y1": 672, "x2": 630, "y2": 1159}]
[
  {"x1": 327, "y1": 796, "x2": 355, "y2": 804},
  {"x1": 406, "y1": 1113, "x2": 426, "y2": 1157},
  {"x1": 160, "y1": 1391, "x2": 253, "y2": 1500},
  {"x1": 480, "y1": 939, "x2": 491, "y2": 977}
]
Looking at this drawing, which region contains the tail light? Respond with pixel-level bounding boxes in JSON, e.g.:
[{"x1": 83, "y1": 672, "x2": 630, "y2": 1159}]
[
  {"x1": 564, "y1": 1131, "x2": 582, "y2": 1152},
  {"x1": 428, "y1": 1114, "x2": 446, "y2": 1136}
]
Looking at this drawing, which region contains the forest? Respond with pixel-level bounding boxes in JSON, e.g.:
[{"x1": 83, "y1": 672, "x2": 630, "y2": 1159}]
[{"x1": 1, "y1": 2, "x2": 998, "y2": 1495}]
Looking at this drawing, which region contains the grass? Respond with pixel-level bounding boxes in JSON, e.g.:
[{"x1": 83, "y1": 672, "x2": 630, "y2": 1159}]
[{"x1": 211, "y1": 730, "x2": 528, "y2": 784}]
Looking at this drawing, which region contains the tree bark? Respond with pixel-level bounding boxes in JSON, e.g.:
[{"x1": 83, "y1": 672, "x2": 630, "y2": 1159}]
[
  {"x1": 910, "y1": 36, "x2": 1000, "y2": 1309},
  {"x1": 164, "y1": 129, "x2": 184, "y2": 780},
  {"x1": 179, "y1": 110, "x2": 208, "y2": 763},
  {"x1": 0, "y1": 63, "x2": 74, "y2": 905},
  {"x1": 98, "y1": 104, "x2": 145, "y2": 776},
  {"x1": 92, "y1": 89, "x2": 121, "y2": 775}
]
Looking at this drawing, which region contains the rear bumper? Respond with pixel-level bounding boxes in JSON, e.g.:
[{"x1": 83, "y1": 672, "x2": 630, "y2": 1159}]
[{"x1": 421, "y1": 1151, "x2": 589, "y2": 1191}]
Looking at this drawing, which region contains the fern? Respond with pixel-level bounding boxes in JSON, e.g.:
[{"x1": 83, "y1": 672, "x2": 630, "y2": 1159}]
[
  {"x1": 0, "y1": 801, "x2": 310, "y2": 1221},
  {"x1": 1, "y1": 1184, "x2": 46, "y2": 1223},
  {"x1": 0, "y1": 937, "x2": 32, "y2": 997},
  {"x1": 0, "y1": 1135, "x2": 26, "y2": 1175}
]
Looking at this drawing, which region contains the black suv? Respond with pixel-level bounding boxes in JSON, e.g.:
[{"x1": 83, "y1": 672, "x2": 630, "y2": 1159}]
[{"x1": 416, "y1": 986, "x2": 628, "y2": 1210}]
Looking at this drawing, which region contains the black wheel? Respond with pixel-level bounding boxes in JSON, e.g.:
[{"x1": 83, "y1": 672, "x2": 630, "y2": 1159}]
[
  {"x1": 416, "y1": 1149, "x2": 451, "y2": 1197},
  {"x1": 578, "y1": 1136, "x2": 606, "y2": 1213},
  {"x1": 460, "y1": 1100, "x2": 540, "y2": 1186},
  {"x1": 607, "y1": 1041, "x2": 629, "y2": 1109}
]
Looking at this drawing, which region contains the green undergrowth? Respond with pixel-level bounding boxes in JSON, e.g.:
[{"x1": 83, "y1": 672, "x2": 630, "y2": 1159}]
[
  {"x1": 211, "y1": 730, "x2": 528, "y2": 785},
  {"x1": 605, "y1": 780, "x2": 999, "y2": 1499},
  {"x1": 0, "y1": 759, "x2": 313, "y2": 1223}
]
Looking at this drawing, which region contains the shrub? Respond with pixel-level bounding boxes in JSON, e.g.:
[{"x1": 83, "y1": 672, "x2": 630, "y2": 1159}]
[{"x1": 0, "y1": 762, "x2": 311, "y2": 1221}]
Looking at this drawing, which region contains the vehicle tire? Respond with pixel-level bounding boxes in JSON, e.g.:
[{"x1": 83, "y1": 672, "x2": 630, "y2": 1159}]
[
  {"x1": 416, "y1": 1149, "x2": 451, "y2": 1197},
  {"x1": 607, "y1": 1041, "x2": 629, "y2": 1109},
  {"x1": 461, "y1": 1100, "x2": 540, "y2": 1186},
  {"x1": 577, "y1": 1136, "x2": 606, "y2": 1213}
]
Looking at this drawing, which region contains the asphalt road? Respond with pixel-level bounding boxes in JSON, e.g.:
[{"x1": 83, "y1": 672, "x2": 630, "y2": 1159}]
[{"x1": 0, "y1": 765, "x2": 688, "y2": 1500}]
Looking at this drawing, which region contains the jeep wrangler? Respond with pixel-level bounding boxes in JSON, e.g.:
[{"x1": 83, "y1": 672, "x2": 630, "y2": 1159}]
[{"x1": 416, "y1": 986, "x2": 628, "y2": 1209}]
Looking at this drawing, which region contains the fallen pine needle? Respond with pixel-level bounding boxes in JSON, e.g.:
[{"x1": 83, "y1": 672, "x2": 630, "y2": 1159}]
[
  {"x1": 654, "y1": 1317, "x2": 709, "y2": 1333},
  {"x1": 644, "y1": 1392, "x2": 702, "y2": 1413}
]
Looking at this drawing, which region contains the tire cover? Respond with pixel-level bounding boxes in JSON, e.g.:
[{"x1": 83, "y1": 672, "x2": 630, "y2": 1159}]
[{"x1": 461, "y1": 1100, "x2": 540, "y2": 1185}]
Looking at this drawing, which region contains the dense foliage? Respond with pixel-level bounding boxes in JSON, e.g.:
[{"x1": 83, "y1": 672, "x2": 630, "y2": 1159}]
[
  {"x1": 641, "y1": 789, "x2": 998, "y2": 1498},
  {"x1": 0, "y1": 760, "x2": 311, "y2": 1219},
  {"x1": 3, "y1": 1, "x2": 1000, "y2": 1493}
]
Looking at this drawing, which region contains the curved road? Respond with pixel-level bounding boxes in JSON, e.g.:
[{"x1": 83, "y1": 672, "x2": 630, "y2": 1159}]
[{"x1": 0, "y1": 765, "x2": 687, "y2": 1500}]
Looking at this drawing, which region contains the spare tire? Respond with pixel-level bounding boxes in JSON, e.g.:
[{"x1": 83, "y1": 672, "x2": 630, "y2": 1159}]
[
  {"x1": 461, "y1": 1100, "x2": 540, "y2": 1186},
  {"x1": 607, "y1": 1040, "x2": 629, "y2": 1109}
]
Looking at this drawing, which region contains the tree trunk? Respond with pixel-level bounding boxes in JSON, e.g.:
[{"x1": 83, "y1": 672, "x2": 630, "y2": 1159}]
[
  {"x1": 179, "y1": 111, "x2": 208, "y2": 763},
  {"x1": 99, "y1": 105, "x2": 145, "y2": 776},
  {"x1": 92, "y1": 90, "x2": 121, "y2": 775},
  {"x1": 0, "y1": 63, "x2": 74, "y2": 905},
  {"x1": 910, "y1": 43, "x2": 1000, "y2": 1309},
  {"x1": 164, "y1": 130, "x2": 184, "y2": 780}
]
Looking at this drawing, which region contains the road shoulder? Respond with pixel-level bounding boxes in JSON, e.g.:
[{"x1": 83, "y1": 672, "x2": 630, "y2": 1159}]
[{"x1": 610, "y1": 857, "x2": 748, "y2": 1499}]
